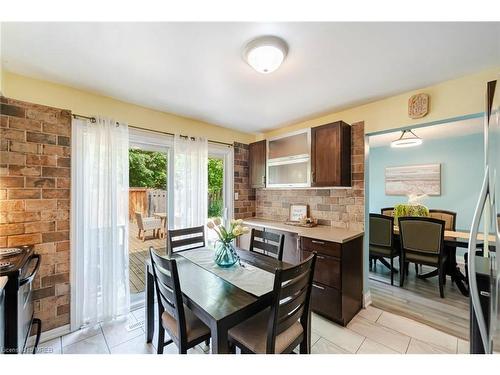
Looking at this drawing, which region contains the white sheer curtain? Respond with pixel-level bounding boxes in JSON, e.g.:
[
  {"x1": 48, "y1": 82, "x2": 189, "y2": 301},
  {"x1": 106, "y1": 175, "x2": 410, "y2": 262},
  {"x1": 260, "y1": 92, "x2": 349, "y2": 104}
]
[
  {"x1": 71, "y1": 117, "x2": 130, "y2": 329},
  {"x1": 173, "y1": 135, "x2": 208, "y2": 229}
]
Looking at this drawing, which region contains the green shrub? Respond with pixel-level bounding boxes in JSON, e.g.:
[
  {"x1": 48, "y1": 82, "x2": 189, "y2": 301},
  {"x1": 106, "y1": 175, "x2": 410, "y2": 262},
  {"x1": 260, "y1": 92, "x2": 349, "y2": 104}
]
[{"x1": 208, "y1": 199, "x2": 223, "y2": 218}]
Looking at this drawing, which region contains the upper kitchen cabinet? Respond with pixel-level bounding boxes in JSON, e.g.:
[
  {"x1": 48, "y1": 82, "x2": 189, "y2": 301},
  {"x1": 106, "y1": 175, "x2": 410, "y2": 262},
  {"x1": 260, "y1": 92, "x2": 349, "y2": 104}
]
[
  {"x1": 248, "y1": 140, "x2": 267, "y2": 188},
  {"x1": 311, "y1": 121, "x2": 351, "y2": 187},
  {"x1": 266, "y1": 129, "x2": 311, "y2": 188}
]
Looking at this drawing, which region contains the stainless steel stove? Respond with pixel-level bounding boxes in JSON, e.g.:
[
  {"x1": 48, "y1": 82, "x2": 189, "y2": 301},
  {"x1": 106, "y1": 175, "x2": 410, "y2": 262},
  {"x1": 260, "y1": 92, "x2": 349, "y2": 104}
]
[{"x1": 0, "y1": 246, "x2": 41, "y2": 354}]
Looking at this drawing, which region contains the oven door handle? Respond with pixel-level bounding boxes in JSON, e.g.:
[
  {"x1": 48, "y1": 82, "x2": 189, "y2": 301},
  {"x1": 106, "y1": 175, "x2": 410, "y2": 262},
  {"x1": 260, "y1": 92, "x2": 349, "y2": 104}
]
[{"x1": 19, "y1": 254, "x2": 41, "y2": 287}]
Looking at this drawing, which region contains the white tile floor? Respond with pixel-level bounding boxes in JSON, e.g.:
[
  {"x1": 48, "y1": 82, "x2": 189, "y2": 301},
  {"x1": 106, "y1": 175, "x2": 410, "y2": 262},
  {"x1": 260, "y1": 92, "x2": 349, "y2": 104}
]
[{"x1": 36, "y1": 305, "x2": 469, "y2": 354}]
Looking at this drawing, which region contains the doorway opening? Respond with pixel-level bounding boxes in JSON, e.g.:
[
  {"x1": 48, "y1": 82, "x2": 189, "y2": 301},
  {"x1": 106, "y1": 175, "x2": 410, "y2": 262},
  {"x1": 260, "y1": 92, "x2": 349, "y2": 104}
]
[{"x1": 366, "y1": 115, "x2": 484, "y2": 341}]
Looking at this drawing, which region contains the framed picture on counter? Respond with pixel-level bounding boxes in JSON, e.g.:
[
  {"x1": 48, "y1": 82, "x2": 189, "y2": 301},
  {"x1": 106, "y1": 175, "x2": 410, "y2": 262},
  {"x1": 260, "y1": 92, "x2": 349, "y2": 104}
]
[{"x1": 289, "y1": 204, "x2": 308, "y2": 222}]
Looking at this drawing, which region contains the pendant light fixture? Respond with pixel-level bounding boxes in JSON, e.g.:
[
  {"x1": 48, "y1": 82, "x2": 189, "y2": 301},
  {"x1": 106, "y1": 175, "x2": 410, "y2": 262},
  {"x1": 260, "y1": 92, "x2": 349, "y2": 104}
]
[
  {"x1": 391, "y1": 129, "x2": 423, "y2": 148},
  {"x1": 243, "y1": 36, "x2": 288, "y2": 74}
]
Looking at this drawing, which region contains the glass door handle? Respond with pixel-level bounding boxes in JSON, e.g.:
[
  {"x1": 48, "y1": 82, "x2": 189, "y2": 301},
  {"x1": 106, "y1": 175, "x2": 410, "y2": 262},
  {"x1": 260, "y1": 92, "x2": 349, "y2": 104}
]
[{"x1": 468, "y1": 167, "x2": 491, "y2": 353}]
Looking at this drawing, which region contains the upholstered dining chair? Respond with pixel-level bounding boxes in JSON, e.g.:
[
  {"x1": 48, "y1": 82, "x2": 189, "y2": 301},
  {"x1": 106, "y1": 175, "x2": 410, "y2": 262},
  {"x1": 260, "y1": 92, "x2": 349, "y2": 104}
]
[
  {"x1": 228, "y1": 253, "x2": 317, "y2": 354},
  {"x1": 428, "y1": 209, "x2": 457, "y2": 231},
  {"x1": 249, "y1": 228, "x2": 285, "y2": 261},
  {"x1": 380, "y1": 207, "x2": 395, "y2": 217},
  {"x1": 149, "y1": 247, "x2": 211, "y2": 354},
  {"x1": 369, "y1": 213, "x2": 398, "y2": 285},
  {"x1": 398, "y1": 217, "x2": 447, "y2": 298},
  {"x1": 168, "y1": 225, "x2": 206, "y2": 254}
]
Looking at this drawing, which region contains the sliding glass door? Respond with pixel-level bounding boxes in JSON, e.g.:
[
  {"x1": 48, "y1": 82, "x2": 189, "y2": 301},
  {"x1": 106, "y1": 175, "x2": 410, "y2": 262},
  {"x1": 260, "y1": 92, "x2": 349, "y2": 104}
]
[{"x1": 128, "y1": 130, "x2": 171, "y2": 308}]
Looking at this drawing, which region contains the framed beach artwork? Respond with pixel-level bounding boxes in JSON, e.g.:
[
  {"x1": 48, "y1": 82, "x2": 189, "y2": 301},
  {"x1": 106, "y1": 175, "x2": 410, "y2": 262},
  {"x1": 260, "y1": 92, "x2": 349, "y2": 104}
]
[{"x1": 385, "y1": 163, "x2": 441, "y2": 196}]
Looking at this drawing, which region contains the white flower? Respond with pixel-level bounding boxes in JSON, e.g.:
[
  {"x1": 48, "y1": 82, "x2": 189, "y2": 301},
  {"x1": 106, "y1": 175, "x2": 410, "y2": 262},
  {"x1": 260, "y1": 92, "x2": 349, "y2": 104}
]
[
  {"x1": 213, "y1": 217, "x2": 222, "y2": 226},
  {"x1": 242, "y1": 226, "x2": 250, "y2": 234},
  {"x1": 236, "y1": 219, "x2": 243, "y2": 225},
  {"x1": 232, "y1": 225, "x2": 243, "y2": 236},
  {"x1": 207, "y1": 220, "x2": 215, "y2": 229}
]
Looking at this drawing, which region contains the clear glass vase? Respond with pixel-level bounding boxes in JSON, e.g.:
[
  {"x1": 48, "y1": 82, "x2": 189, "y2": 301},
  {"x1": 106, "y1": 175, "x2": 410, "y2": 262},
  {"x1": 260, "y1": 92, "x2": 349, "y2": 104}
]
[{"x1": 214, "y1": 241, "x2": 238, "y2": 268}]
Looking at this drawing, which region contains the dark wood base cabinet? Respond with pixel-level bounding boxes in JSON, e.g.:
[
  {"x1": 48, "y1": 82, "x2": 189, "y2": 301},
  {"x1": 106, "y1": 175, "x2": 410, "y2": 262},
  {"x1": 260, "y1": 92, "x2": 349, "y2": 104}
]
[{"x1": 301, "y1": 235, "x2": 363, "y2": 326}]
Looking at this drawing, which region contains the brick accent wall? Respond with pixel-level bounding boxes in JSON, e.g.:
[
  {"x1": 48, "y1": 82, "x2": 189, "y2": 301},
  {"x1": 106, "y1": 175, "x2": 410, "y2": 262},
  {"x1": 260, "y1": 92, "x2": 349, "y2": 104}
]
[
  {"x1": 254, "y1": 122, "x2": 365, "y2": 231},
  {"x1": 233, "y1": 142, "x2": 256, "y2": 220},
  {"x1": 0, "y1": 97, "x2": 71, "y2": 332}
]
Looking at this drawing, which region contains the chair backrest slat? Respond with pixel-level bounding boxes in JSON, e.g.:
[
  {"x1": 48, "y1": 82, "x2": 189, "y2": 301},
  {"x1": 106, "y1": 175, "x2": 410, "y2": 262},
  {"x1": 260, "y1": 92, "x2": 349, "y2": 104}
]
[
  {"x1": 168, "y1": 225, "x2": 206, "y2": 253},
  {"x1": 266, "y1": 253, "x2": 316, "y2": 353},
  {"x1": 249, "y1": 228, "x2": 284, "y2": 261},
  {"x1": 276, "y1": 305, "x2": 305, "y2": 335},
  {"x1": 280, "y1": 271, "x2": 310, "y2": 298}
]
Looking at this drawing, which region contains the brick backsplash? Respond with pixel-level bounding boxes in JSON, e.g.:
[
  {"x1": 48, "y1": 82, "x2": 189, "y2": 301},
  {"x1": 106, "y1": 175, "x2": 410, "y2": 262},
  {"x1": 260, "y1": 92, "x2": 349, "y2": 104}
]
[
  {"x1": 1, "y1": 96, "x2": 71, "y2": 332},
  {"x1": 253, "y1": 122, "x2": 365, "y2": 231},
  {"x1": 233, "y1": 142, "x2": 256, "y2": 220}
]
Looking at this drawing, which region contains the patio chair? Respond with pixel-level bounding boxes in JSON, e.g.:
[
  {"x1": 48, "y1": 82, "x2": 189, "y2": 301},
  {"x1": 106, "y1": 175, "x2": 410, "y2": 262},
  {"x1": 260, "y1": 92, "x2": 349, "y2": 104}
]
[{"x1": 135, "y1": 211, "x2": 163, "y2": 242}]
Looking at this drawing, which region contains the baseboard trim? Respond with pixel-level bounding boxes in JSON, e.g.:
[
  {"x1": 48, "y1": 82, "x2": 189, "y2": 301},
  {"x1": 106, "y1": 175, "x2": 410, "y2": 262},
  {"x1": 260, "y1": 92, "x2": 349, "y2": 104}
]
[
  {"x1": 27, "y1": 324, "x2": 70, "y2": 346},
  {"x1": 362, "y1": 290, "x2": 372, "y2": 308}
]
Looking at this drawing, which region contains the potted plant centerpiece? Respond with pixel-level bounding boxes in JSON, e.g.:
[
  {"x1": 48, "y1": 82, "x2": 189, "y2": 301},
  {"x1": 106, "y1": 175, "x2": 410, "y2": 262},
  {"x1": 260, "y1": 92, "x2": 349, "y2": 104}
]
[
  {"x1": 393, "y1": 194, "x2": 430, "y2": 224},
  {"x1": 207, "y1": 218, "x2": 250, "y2": 267}
]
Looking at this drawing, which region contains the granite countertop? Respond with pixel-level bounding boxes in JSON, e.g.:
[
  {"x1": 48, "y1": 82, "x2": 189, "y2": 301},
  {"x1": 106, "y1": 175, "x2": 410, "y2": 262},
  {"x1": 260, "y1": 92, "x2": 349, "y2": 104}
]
[
  {"x1": 241, "y1": 217, "x2": 364, "y2": 244},
  {"x1": 0, "y1": 276, "x2": 7, "y2": 292}
]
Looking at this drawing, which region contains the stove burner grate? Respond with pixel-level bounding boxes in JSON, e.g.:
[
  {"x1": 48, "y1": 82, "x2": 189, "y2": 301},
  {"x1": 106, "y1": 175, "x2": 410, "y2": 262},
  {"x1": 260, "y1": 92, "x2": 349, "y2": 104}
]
[
  {"x1": 0, "y1": 261, "x2": 13, "y2": 270},
  {"x1": 0, "y1": 247, "x2": 23, "y2": 258}
]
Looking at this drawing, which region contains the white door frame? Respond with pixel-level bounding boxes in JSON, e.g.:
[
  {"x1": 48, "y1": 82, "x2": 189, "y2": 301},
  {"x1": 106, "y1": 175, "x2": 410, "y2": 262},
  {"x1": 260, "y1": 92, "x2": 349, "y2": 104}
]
[{"x1": 208, "y1": 143, "x2": 234, "y2": 224}]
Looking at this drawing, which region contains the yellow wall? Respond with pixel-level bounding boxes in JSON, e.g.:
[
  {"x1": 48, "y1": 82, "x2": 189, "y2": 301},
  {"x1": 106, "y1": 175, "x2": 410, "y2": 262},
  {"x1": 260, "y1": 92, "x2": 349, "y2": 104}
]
[
  {"x1": 4, "y1": 67, "x2": 499, "y2": 144},
  {"x1": 262, "y1": 66, "x2": 500, "y2": 138},
  {"x1": 2, "y1": 71, "x2": 256, "y2": 144}
]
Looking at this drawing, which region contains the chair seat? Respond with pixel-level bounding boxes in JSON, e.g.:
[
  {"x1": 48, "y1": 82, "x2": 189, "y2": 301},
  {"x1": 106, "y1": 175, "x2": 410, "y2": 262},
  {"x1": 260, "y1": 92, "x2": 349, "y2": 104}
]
[
  {"x1": 142, "y1": 217, "x2": 162, "y2": 230},
  {"x1": 228, "y1": 307, "x2": 303, "y2": 354},
  {"x1": 405, "y1": 252, "x2": 442, "y2": 265},
  {"x1": 369, "y1": 245, "x2": 397, "y2": 257},
  {"x1": 161, "y1": 305, "x2": 210, "y2": 343}
]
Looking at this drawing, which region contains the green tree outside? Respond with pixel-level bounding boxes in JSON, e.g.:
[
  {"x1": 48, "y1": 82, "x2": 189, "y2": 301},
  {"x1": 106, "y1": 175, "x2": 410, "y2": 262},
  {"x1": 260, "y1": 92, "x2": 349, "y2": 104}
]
[{"x1": 128, "y1": 150, "x2": 224, "y2": 217}]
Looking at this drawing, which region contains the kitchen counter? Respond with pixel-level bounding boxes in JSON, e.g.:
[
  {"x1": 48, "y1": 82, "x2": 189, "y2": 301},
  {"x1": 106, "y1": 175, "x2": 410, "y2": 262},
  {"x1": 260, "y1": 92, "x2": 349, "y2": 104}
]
[
  {"x1": 241, "y1": 217, "x2": 364, "y2": 244},
  {"x1": 0, "y1": 276, "x2": 7, "y2": 292}
]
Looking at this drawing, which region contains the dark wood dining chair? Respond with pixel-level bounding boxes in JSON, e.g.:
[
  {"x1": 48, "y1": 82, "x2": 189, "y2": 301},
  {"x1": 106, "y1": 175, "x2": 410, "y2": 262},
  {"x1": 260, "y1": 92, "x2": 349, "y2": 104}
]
[
  {"x1": 228, "y1": 253, "x2": 317, "y2": 354},
  {"x1": 369, "y1": 213, "x2": 399, "y2": 285},
  {"x1": 380, "y1": 207, "x2": 395, "y2": 217},
  {"x1": 168, "y1": 225, "x2": 205, "y2": 254},
  {"x1": 398, "y1": 217, "x2": 447, "y2": 297},
  {"x1": 149, "y1": 247, "x2": 211, "y2": 353},
  {"x1": 249, "y1": 228, "x2": 285, "y2": 261}
]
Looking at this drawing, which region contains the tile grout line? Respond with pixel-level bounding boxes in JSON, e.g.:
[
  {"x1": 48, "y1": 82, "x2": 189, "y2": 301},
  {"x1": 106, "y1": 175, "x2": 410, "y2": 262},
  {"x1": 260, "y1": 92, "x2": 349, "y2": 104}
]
[
  {"x1": 99, "y1": 325, "x2": 111, "y2": 354},
  {"x1": 355, "y1": 337, "x2": 367, "y2": 354}
]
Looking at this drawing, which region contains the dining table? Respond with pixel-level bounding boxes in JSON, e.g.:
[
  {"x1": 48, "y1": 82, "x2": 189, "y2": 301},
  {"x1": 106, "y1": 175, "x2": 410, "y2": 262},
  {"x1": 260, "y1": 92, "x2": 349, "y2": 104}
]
[
  {"x1": 390, "y1": 227, "x2": 496, "y2": 296},
  {"x1": 144, "y1": 247, "x2": 289, "y2": 354}
]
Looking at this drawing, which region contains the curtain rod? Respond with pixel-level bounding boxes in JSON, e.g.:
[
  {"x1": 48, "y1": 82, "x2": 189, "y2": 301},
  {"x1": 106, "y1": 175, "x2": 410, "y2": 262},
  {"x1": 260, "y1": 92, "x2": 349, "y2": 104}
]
[{"x1": 72, "y1": 114, "x2": 233, "y2": 147}]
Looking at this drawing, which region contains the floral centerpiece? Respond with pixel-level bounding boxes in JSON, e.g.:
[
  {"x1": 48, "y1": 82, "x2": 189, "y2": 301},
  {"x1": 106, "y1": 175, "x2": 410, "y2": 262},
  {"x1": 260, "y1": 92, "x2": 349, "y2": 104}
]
[{"x1": 207, "y1": 218, "x2": 250, "y2": 267}]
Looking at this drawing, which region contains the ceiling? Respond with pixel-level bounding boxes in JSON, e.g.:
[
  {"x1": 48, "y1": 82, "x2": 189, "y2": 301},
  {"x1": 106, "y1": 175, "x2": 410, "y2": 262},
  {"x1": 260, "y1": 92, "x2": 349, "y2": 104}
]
[
  {"x1": 2, "y1": 22, "x2": 499, "y2": 134},
  {"x1": 368, "y1": 117, "x2": 483, "y2": 148}
]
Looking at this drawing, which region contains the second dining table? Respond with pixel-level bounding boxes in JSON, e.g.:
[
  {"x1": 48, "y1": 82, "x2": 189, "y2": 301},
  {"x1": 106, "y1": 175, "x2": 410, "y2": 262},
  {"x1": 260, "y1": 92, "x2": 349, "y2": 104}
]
[{"x1": 144, "y1": 246, "x2": 290, "y2": 354}]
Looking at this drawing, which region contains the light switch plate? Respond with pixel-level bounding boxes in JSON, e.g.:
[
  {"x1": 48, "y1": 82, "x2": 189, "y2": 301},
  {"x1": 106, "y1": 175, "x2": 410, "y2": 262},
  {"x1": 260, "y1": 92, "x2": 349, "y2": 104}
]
[{"x1": 234, "y1": 192, "x2": 239, "y2": 200}]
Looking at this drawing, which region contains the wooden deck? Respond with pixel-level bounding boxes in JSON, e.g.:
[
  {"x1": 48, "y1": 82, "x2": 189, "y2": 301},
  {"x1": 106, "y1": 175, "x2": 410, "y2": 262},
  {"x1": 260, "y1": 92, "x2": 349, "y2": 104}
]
[
  {"x1": 369, "y1": 262, "x2": 469, "y2": 340},
  {"x1": 128, "y1": 221, "x2": 167, "y2": 294}
]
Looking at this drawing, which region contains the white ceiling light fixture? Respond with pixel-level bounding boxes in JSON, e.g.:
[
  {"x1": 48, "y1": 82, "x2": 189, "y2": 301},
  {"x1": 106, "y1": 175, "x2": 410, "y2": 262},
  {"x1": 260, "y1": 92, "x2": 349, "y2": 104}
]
[
  {"x1": 391, "y1": 129, "x2": 423, "y2": 148},
  {"x1": 243, "y1": 36, "x2": 288, "y2": 74}
]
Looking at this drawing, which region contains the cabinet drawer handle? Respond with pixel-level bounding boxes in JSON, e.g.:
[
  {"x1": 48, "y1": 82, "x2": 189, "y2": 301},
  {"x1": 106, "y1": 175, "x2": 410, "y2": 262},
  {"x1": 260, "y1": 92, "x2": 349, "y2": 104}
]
[
  {"x1": 311, "y1": 240, "x2": 325, "y2": 245},
  {"x1": 312, "y1": 283, "x2": 325, "y2": 290}
]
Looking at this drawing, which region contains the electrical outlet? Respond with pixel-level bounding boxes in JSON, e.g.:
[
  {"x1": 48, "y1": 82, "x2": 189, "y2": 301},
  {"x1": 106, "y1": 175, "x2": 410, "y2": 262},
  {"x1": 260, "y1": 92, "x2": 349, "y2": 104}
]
[{"x1": 234, "y1": 192, "x2": 239, "y2": 200}]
